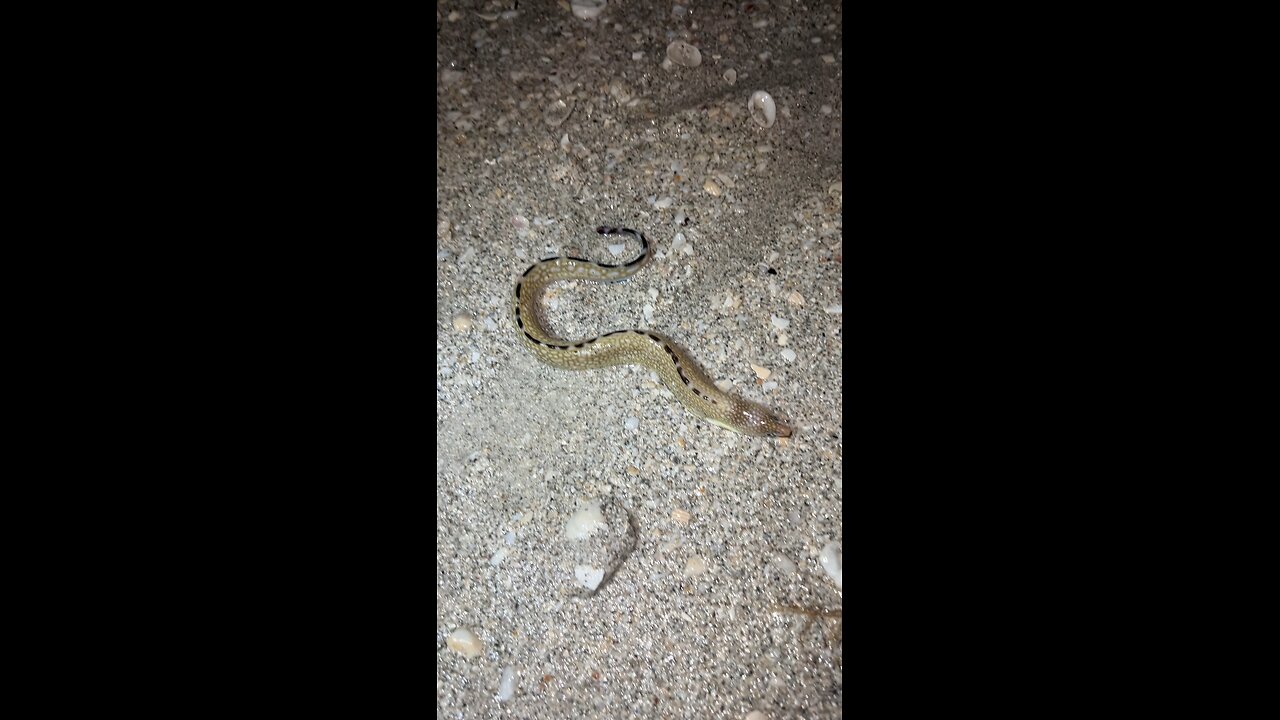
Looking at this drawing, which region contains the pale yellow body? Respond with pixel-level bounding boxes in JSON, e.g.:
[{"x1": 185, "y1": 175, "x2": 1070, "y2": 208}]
[{"x1": 513, "y1": 226, "x2": 791, "y2": 437}]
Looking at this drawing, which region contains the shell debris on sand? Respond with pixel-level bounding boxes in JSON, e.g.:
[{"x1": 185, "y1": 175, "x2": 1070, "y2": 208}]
[
  {"x1": 570, "y1": 0, "x2": 607, "y2": 20},
  {"x1": 446, "y1": 628, "x2": 484, "y2": 658},
  {"x1": 575, "y1": 564, "x2": 606, "y2": 590},
  {"x1": 452, "y1": 312, "x2": 474, "y2": 332},
  {"x1": 819, "y1": 540, "x2": 843, "y2": 590},
  {"x1": 748, "y1": 91, "x2": 777, "y2": 128},
  {"x1": 666, "y1": 40, "x2": 702, "y2": 67},
  {"x1": 565, "y1": 502, "x2": 607, "y2": 540},
  {"x1": 496, "y1": 667, "x2": 516, "y2": 702}
]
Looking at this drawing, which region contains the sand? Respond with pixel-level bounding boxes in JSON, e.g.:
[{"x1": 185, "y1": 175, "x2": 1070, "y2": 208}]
[{"x1": 437, "y1": 2, "x2": 842, "y2": 717}]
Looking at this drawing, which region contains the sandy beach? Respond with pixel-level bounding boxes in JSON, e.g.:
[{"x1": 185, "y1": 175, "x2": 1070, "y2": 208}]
[{"x1": 437, "y1": 2, "x2": 843, "y2": 717}]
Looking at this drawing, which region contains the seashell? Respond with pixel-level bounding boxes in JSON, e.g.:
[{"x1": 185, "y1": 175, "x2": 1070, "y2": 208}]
[
  {"x1": 819, "y1": 540, "x2": 842, "y2": 589},
  {"x1": 446, "y1": 627, "x2": 484, "y2": 658},
  {"x1": 544, "y1": 99, "x2": 573, "y2": 127},
  {"x1": 748, "y1": 90, "x2": 777, "y2": 128},
  {"x1": 723, "y1": 68, "x2": 737, "y2": 85},
  {"x1": 571, "y1": 0, "x2": 607, "y2": 20},
  {"x1": 666, "y1": 40, "x2": 702, "y2": 68},
  {"x1": 565, "y1": 501, "x2": 607, "y2": 540},
  {"x1": 684, "y1": 556, "x2": 708, "y2": 577}
]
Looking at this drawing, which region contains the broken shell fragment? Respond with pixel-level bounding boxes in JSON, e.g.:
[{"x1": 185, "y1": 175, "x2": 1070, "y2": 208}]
[
  {"x1": 666, "y1": 40, "x2": 702, "y2": 68},
  {"x1": 748, "y1": 91, "x2": 777, "y2": 128},
  {"x1": 544, "y1": 99, "x2": 573, "y2": 127},
  {"x1": 446, "y1": 627, "x2": 484, "y2": 658},
  {"x1": 571, "y1": 0, "x2": 607, "y2": 20},
  {"x1": 723, "y1": 68, "x2": 737, "y2": 85}
]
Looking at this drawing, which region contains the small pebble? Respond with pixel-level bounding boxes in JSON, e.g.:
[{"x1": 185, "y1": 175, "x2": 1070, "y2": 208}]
[
  {"x1": 776, "y1": 333, "x2": 789, "y2": 346},
  {"x1": 745, "y1": 712, "x2": 769, "y2": 720},
  {"x1": 654, "y1": 196, "x2": 674, "y2": 209},
  {"x1": 446, "y1": 628, "x2": 484, "y2": 658},
  {"x1": 672, "y1": 508, "x2": 692, "y2": 525},
  {"x1": 821, "y1": 54, "x2": 835, "y2": 64},
  {"x1": 608, "y1": 243, "x2": 626, "y2": 256},
  {"x1": 452, "y1": 312, "x2": 474, "y2": 332},
  {"x1": 781, "y1": 348, "x2": 797, "y2": 363},
  {"x1": 484, "y1": 317, "x2": 498, "y2": 332},
  {"x1": 762, "y1": 380, "x2": 777, "y2": 392},
  {"x1": 751, "y1": 363, "x2": 772, "y2": 380},
  {"x1": 624, "y1": 416, "x2": 640, "y2": 431},
  {"x1": 684, "y1": 556, "x2": 708, "y2": 577},
  {"x1": 770, "y1": 315, "x2": 790, "y2": 331},
  {"x1": 632, "y1": 51, "x2": 645, "y2": 61},
  {"x1": 825, "y1": 304, "x2": 843, "y2": 315},
  {"x1": 787, "y1": 291, "x2": 805, "y2": 306},
  {"x1": 723, "y1": 68, "x2": 737, "y2": 85}
]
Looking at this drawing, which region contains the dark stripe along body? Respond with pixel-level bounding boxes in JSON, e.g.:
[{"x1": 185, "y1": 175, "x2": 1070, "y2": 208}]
[{"x1": 512, "y1": 225, "x2": 792, "y2": 437}]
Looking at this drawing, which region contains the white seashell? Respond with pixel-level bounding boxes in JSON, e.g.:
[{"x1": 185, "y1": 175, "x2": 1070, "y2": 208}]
[
  {"x1": 671, "y1": 232, "x2": 686, "y2": 252},
  {"x1": 565, "y1": 502, "x2": 607, "y2": 540},
  {"x1": 684, "y1": 556, "x2": 708, "y2": 577},
  {"x1": 574, "y1": 564, "x2": 605, "y2": 590},
  {"x1": 654, "y1": 196, "x2": 674, "y2": 209},
  {"x1": 671, "y1": 508, "x2": 692, "y2": 525},
  {"x1": 452, "y1": 312, "x2": 474, "y2": 332},
  {"x1": 821, "y1": 54, "x2": 835, "y2": 64},
  {"x1": 496, "y1": 667, "x2": 516, "y2": 702},
  {"x1": 787, "y1": 291, "x2": 805, "y2": 306},
  {"x1": 762, "y1": 380, "x2": 777, "y2": 392},
  {"x1": 825, "y1": 304, "x2": 843, "y2": 315},
  {"x1": 819, "y1": 540, "x2": 843, "y2": 589},
  {"x1": 770, "y1": 315, "x2": 789, "y2": 331},
  {"x1": 607, "y1": 243, "x2": 626, "y2": 256},
  {"x1": 570, "y1": 0, "x2": 607, "y2": 20},
  {"x1": 624, "y1": 416, "x2": 640, "y2": 431},
  {"x1": 746, "y1": 711, "x2": 770, "y2": 720},
  {"x1": 666, "y1": 40, "x2": 702, "y2": 67},
  {"x1": 723, "y1": 68, "x2": 737, "y2": 85},
  {"x1": 748, "y1": 91, "x2": 777, "y2": 128},
  {"x1": 544, "y1": 99, "x2": 573, "y2": 127},
  {"x1": 781, "y1": 348, "x2": 797, "y2": 363},
  {"x1": 446, "y1": 628, "x2": 484, "y2": 658},
  {"x1": 751, "y1": 363, "x2": 771, "y2": 380},
  {"x1": 703, "y1": 178, "x2": 722, "y2": 196}
]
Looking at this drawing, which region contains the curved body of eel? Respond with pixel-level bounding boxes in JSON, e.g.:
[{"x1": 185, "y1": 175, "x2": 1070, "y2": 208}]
[{"x1": 512, "y1": 225, "x2": 792, "y2": 437}]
